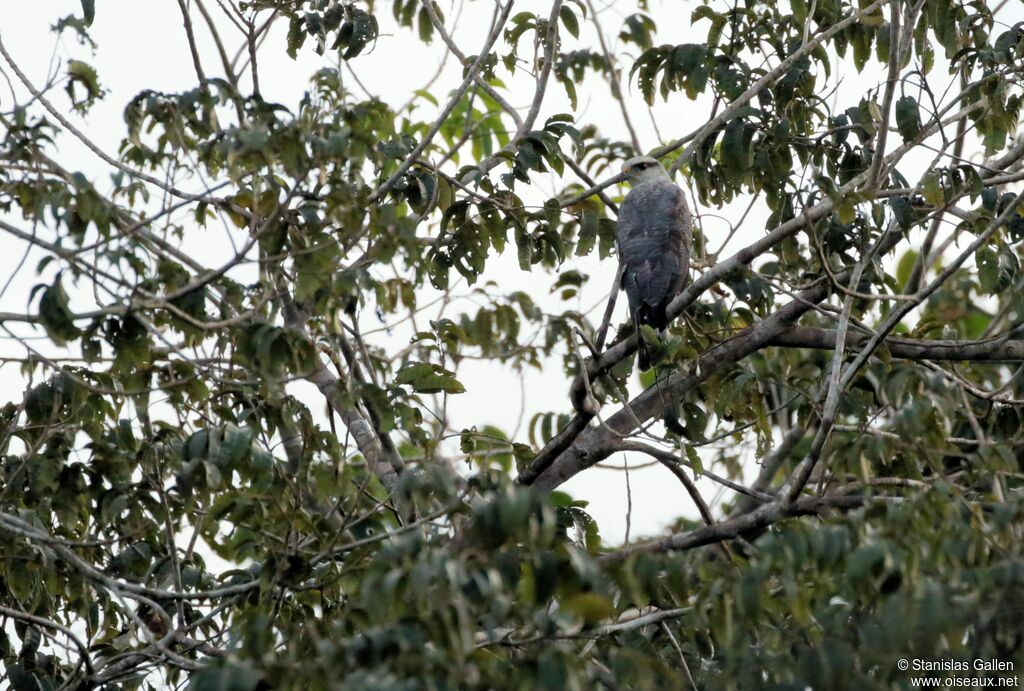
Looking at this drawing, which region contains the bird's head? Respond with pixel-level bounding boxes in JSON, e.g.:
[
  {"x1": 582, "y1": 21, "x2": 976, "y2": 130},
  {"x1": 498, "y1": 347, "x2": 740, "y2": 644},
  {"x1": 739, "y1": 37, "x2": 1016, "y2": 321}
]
[{"x1": 621, "y1": 155, "x2": 669, "y2": 185}]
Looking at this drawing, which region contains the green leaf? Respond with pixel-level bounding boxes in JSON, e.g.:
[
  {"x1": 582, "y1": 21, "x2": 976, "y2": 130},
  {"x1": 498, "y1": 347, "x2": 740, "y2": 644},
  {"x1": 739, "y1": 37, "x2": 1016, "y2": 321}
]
[
  {"x1": 559, "y1": 5, "x2": 580, "y2": 38},
  {"x1": 672, "y1": 43, "x2": 709, "y2": 98},
  {"x1": 598, "y1": 218, "x2": 616, "y2": 258},
  {"x1": 975, "y1": 245, "x2": 1016, "y2": 294},
  {"x1": 80, "y1": 0, "x2": 95, "y2": 26},
  {"x1": 684, "y1": 444, "x2": 703, "y2": 478},
  {"x1": 836, "y1": 196, "x2": 857, "y2": 224},
  {"x1": 7, "y1": 664, "x2": 42, "y2": 691},
  {"x1": 888, "y1": 196, "x2": 914, "y2": 229},
  {"x1": 791, "y1": 0, "x2": 807, "y2": 24},
  {"x1": 515, "y1": 226, "x2": 532, "y2": 269},
  {"x1": 65, "y1": 59, "x2": 103, "y2": 111},
  {"x1": 287, "y1": 16, "x2": 306, "y2": 58},
  {"x1": 620, "y1": 13, "x2": 655, "y2": 50},
  {"x1": 895, "y1": 249, "x2": 918, "y2": 287},
  {"x1": 417, "y1": 6, "x2": 433, "y2": 42},
  {"x1": 576, "y1": 210, "x2": 597, "y2": 256},
  {"x1": 563, "y1": 592, "x2": 615, "y2": 625},
  {"x1": 844, "y1": 543, "x2": 886, "y2": 584},
  {"x1": 187, "y1": 664, "x2": 263, "y2": 691},
  {"x1": 36, "y1": 279, "x2": 80, "y2": 347},
  {"x1": 722, "y1": 117, "x2": 750, "y2": 183},
  {"x1": 895, "y1": 96, "x2": 922, "y2": 142},
  {"x1": 396, "y1": 362, "x2": 466, "y2": 394},
  {"x1": 921, "y1": 172, "x2": 944, "y2": 206},
  {"x1": 249, "y1": 447, "x2": 274, "y2": 488},
  {"x1": 682, "y1": 402, "x2": 708, "y2": 442},
  {"x1": 219, "y1": 424, "x2": 255, "y2": 466},
  {"x1": 561, "y1": 76, "x2": 578, "y2": 110}
]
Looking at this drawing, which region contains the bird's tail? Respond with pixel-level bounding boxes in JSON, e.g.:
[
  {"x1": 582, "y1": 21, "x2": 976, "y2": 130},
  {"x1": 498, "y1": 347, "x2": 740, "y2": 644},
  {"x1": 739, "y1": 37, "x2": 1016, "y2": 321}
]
[
  {"x1": 637, "y1": 340, "x2": 652, "y2": 371},
  {"x1": 634, "y1": 302, "x2": 670, "y2": 371},
  {"x1": 634, "y1": 309, "x2": 656, "y2": 371}
]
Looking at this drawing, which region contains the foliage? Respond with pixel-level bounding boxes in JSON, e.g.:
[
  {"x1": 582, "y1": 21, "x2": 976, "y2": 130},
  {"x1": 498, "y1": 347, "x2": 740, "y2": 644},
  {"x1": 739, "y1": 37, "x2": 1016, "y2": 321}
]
[{"x1": 0, "y1": 0, "x2": 1023, "y2": 688}]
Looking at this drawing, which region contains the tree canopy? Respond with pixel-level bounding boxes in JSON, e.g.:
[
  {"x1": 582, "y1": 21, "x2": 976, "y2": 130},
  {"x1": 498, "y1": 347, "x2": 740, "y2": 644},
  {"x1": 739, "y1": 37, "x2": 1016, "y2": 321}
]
[{"x1": 1, "y1": 0, "x2": 1024, "y2": 688}]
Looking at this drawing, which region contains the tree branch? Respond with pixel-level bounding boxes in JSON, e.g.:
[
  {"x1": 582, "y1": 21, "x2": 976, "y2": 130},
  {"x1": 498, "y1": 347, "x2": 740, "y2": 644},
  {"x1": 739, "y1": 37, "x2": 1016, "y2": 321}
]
[{"x1": 768, "y1": 326, "x2": 1024, "y2": 362}]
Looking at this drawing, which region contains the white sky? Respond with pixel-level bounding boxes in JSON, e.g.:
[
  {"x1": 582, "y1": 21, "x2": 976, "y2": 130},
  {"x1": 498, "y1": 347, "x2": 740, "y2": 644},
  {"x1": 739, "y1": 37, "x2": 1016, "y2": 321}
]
[{"x1": 1, "y1": 0, "x2": 1021, "y2": 546}]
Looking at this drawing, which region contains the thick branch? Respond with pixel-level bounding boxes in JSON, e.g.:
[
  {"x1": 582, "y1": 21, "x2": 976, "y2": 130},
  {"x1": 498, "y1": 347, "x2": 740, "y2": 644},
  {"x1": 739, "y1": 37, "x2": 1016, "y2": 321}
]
[
  {"x1": 599, "y1": 494, "x2": 891, "y2": 563},
  {"x1": 769, "y1": 326, "x2": 1024, "y2": 362},
  {"x1": 522, "y1": 89, "x2": 991, "y2": 486},
  {"x1": 527, "y1": 226, "x2": 906, "y2": 490}
]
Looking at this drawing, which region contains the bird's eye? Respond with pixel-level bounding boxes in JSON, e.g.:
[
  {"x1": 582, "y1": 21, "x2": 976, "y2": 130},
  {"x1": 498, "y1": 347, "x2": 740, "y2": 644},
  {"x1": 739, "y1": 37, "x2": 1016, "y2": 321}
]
[{"x1": 636, "y1": 162, "x2": 648, "y2": 170}]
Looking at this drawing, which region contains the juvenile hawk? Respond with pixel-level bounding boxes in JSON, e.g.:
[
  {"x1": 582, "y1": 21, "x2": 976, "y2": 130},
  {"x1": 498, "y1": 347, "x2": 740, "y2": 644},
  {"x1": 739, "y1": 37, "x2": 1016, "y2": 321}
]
[{"x1": 617, "y1": 156, "x2": 691, "y2": 370}]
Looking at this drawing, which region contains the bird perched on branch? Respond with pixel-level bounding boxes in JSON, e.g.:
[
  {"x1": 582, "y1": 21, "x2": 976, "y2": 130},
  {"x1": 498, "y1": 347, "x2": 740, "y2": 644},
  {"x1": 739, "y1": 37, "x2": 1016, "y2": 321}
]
[{"x1": 617, "y1": 155, "x2": 692, "y2": 370}]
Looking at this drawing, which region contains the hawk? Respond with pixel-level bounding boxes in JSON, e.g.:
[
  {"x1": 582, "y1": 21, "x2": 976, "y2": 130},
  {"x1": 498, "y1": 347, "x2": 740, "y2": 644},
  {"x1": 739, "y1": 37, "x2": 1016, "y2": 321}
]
[{"x1": 617, "y1": 156, "x2": 692, "y2": 370}]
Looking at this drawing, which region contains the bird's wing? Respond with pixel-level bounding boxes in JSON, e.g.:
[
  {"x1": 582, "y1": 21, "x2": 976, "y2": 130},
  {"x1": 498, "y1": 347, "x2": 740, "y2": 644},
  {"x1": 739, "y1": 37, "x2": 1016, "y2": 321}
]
[{"x1": 617, "y1": 181, "x2": 691, "y2": 325}]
